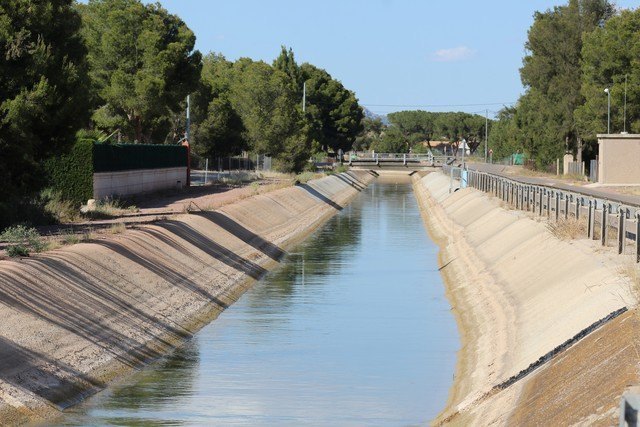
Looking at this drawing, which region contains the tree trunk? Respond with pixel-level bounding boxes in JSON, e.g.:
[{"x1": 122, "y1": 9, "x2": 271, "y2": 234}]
[
  {"x1": 134, "y1": 115, "x2": 142, "y2": 143},
  {"x1": 576, "y1": 136, "x2": 583, "y2": 163}
]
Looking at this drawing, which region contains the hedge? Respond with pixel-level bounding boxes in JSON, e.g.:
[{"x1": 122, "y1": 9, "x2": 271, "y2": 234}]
[
  {"x1": 93, "y1": 143, "x2": 188, "y2": 172},
  {"x1": 44, "y1": 142, "x2": 188, "y2": 204},
  {"x1": 45, "y1": 139, "x2": 94, "y2": 204}
]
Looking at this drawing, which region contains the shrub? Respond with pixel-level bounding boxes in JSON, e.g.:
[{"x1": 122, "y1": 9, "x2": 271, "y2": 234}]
[
  {"x1": 0, "y1": 225, "x2": 46, "y2": 256},
  {"x1": 45, "y1": 138, "x2": 94, "y2": 205}
]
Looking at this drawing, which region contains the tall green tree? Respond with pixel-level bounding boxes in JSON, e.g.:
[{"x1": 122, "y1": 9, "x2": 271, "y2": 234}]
[
  {"x1": 488, "y1": 106, "x2": 522, "y2": 159},
  {"x1": 515, "y1": 0, "x2": 614, "y2": 166},
  {"x1": 0, "y1": 0, "x2": 89, "y2": 224},
  {"x1": 576, "y1": 8, "x2": 640, "y2": 138},
  {"x1": 229, "y1": 59, "x2": 311, "y2": 171},
  {"x1": 192, "y1": 53, "x2": 245, "y2": 158},
  {"x1": 300, "y1": 63, "x2": 363, "y2": 154},
  {"x1": 273, "y1": 45, "x2": 302, "y2": 92},
  {"x1": 79, "y1": 0, "x2": 202, "y2": 143}
]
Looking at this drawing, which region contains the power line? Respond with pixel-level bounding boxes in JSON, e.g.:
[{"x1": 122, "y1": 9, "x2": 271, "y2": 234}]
[{"x1": 361, "y1": 101, "x2": 516, "y2": 108}]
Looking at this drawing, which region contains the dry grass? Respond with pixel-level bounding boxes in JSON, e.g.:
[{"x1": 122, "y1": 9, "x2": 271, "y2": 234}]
[
  {"x1": 84, "y1": 198, "x2": 139, "y2": 219},
  {"x1": 619, "y1": 264, "x2": 640, "y2": 308},
  {"x1": 106, "y1": 223, "x2": 126, "y2": 234},
  {"x1": 547, "y1": 218, "x2": 588, "y2": 240}
]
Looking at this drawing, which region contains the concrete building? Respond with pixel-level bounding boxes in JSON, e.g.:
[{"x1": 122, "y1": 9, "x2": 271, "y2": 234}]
[{"x1": 597, "y1": 134, "x2": 640, "y2": 184}]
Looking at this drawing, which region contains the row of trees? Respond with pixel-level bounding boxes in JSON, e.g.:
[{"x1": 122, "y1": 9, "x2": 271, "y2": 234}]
[
  {"x1": 191, "y1": 49, "x2": 363, "y2": 171},
  {"x1": 489, "y1": 0, "x2": 640, "y2": 167},
  {"x1": 0, "y1": 0, "x2": 363, "y2": 225},
  {"x1": 356, "y1": 111, "x2": 490, "y2": 154}
]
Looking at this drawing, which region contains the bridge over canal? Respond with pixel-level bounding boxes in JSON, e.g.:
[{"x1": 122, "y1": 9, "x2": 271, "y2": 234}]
[{"x1": 344, "y1": 152, "x2": 455, "y2": 171}]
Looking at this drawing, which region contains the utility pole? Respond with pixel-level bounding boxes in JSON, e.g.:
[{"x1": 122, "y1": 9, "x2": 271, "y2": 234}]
[
  {"x1": 484, "y1": 109, "x2": 488, "y2": 163},
  {"x1": 624, "y1": 74, "x2": 628, "y2": 133},
  {"x1": 186, "y1": 95, "x2": 191, "y2": 141},
  {"x1": 604, "y1": 87, "x2": 611, "y2": 134},
  {"x1": 302, "y1": 81, "x2": 306, "y2": 113}
]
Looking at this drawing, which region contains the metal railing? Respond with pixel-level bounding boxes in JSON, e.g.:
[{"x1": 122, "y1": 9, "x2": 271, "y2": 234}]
[
  {"x1": 449, "y1": 168, "x2": 640, "y2": 262},
  {"x1": 347, "y1": 152, "x2": 456, "y2": 166}
]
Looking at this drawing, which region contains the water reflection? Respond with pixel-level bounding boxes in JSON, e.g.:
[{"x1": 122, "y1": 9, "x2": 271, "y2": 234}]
[{"x1": 58, "y1": 181, "x2": 459, "y2": 426}]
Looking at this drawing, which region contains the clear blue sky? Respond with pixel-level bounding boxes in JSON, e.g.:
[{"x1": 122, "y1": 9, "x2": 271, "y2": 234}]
[{"x1": 147, "y1": 1, "x2": 637, "y2": 116}]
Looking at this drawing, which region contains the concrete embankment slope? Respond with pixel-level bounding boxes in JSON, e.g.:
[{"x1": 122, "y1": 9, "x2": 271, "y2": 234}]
[
  {"x1": 0, "y1": 171, "x2": 374, "y2": 426},
  {"x1": 413, "y1": 172, "x2": 638, "y2": 425}
]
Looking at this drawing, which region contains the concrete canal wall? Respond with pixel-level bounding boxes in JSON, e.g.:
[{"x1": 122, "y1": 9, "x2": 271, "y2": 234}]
[
  {"x1": 0, "y1": 171, "x2": 374, "y2": 426},
  {"x1": 413, "y1": 172, "x2": 638, "y2": 426}
]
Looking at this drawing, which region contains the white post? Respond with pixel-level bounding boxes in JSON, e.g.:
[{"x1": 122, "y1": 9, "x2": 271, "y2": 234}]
[
  {"x1": 186, "y1": 95, "x2": 191, "y2": 141},
  {"x1": 484, "y1": 109, "x2": 488, "y2": 163},
  {"x1": 302, "y1": 81, "x2": 306, "y2": 113},
  {"x1": 204, "y1": 158, "x2": 208, "y2": 185}
]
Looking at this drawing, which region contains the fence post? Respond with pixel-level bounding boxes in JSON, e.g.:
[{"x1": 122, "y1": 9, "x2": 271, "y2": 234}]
[
  {"x1": 564, "y1": 193, "x2": 569, "y2": 220},
  {"x1": 540, "y1": 189, "x2": 544, "y2": 216},
  {"x1": 618, "y1": 208, "x2": 625, "y2": 255},
  {"x1": 575, "y1": 196, "x2": 580, "y2": 220},
  {"x1": 588, "y1": 200, "x2": 594, "y2": 239},
  {"x1": 636, "y1": 212, "x2": 640, "y2": 263},
  {"x1": 547, "y1": 190, "x2": 551, "y2": 218},
  {"x1": 555, "y1": 192, "x2": 560, "y2": 221},
  {"x1": 601, "y1": 202, "x2": 608, "y2": 246}
]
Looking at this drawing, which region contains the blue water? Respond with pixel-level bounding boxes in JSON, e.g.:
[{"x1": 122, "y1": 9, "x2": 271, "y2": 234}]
[{"x1": 58, "y1": 179, "x2": 459, "y2": 426}]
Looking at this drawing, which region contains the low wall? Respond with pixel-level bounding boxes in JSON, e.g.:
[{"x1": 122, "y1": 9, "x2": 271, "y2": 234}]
[
  {"x1": 93, "y1": 167, "x2": 188, "y2": 199},
  {"x1": 413, "y1": 172, "x2": 635, "y2": 425},
  {"x1": 0, "y1": 171, "x2": 375, "y2": 425}
]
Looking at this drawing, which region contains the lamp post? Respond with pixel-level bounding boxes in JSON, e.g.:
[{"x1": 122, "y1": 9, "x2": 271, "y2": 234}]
[{"x1": 604, "y1": 87, "x2": 611, "y2": 134}]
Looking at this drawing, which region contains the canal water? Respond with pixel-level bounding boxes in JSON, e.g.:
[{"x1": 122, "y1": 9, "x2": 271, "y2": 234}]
[{"x1": 58, "y1": 178, "x2": 459, "y2": 426}]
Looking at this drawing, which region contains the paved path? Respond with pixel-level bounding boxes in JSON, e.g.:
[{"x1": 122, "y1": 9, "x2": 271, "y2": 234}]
[{"x1": 467, "y1": 163, "x2": 640, "y2": 207}]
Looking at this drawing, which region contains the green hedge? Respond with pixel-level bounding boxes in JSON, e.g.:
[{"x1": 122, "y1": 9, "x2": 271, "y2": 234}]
[
  {"x1": 45, "y1": 139, "x2": 94, "y2": 204},
  {"x1": 44, "y1": 142, "x2": 188, "y2": 204},
  {"x1": 93, "y1": 143, "x2": 188, "y2": 172}
]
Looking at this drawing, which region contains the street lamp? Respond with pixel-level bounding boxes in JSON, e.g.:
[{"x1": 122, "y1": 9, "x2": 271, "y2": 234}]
[{"x1": 604, "y1": 87, "x2": 611, "y2": 134}]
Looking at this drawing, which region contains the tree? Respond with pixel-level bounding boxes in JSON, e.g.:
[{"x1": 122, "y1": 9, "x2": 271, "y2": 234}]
[
  {"x1": 354, "y1": 117, "x2": 384, "y2": 151},
  {"x1": 372, "y1": 126, "x2": 407, "y2": 153},
  {"x1": 515, "y1": 0, "x2": 614, "y2": 166},
  {"x1": 192, "y1": 53, "x2": 245, "y2": 158},
  {"x1": 0, "y1": 0, "x2": 89, "y2": 224},
  {"x1": 577, "y1": 8, "x2": 640, "y2": 139},
  {"x1": 488, "y1": 106, "x2": 522, "y2": 160},
  {"x1": 300, "y1": 63, "x2": 364, "y2": 154},
  {"x1": 273, "y1": 45, "x2": 302, "y2": 92},
  {"x1": 229, "y1": 59, "x2": 311, "y2": 171},
  {"x1": 79, "y1": 0, "x2": 202, "y2": 143}
]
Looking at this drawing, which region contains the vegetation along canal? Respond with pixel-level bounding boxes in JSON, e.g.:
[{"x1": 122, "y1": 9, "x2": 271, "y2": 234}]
[{"x1": 57, "y1": 177, "x2": 459, "y2": 426}]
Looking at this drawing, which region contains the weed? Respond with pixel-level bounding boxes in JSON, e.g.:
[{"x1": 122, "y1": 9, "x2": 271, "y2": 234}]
[
  {"x1": 107, "y1": 223, "x2": 126, "y2": 234},
  {"x1": 546, "y1": 218, "x2": 588, "y2": 240},
  {"x1": 0, "y1": 225, "x2": 46, "y2": 256},
  {"x1": 250, "y1": 181, "x2": 260, "y2": 194},
  {"x1": 84, "y1": 197, "x2": 138, "y2": 219},
  {"x1": 619, "y1": 264, "x2": 640, "y2": 307},
  {"x1": 42, "y1": 189, "x2": 81, "y2": 223},
  {"x1": 295, "y1": 171, "x2": 321, "y2": 184},
  {"x1": 6, "y1": 245, "x2": 29, "y2": 257},
  {"x1": 62, "y1": 232, "x2": 82, "y2": 245},
  {"x1": 334, "y1": 164, "x2": 349, "y2": 174}
]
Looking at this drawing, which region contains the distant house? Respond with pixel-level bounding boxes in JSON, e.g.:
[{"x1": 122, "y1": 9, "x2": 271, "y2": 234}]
[{"x1": 424, "y1": 140, "x2": 468, "y2": 156}]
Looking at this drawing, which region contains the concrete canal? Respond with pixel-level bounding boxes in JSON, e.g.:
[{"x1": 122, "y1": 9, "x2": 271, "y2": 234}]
[{"x1": 57, "y1": 175, "x2": 459, "y2": 426}]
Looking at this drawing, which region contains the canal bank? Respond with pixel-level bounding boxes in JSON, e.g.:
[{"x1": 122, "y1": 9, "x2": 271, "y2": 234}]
[
  {"x1": 57, "y1": 173, "x2": 459, "y2": 426},
  {"x1": 414, "y1": 172, "x2": 640, "y2": 425},
  {"x1": 0, "y1": 171, "x2": 374, "y2": 426}
]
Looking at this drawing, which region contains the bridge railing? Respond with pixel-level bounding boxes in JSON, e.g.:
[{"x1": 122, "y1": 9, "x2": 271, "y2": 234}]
[
  {"x1": 448, "y1": 168, "x2": 640, "y2": 262},
  {"x1": 346, "y1": 152, "x2": 456, "y2": 166}
]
